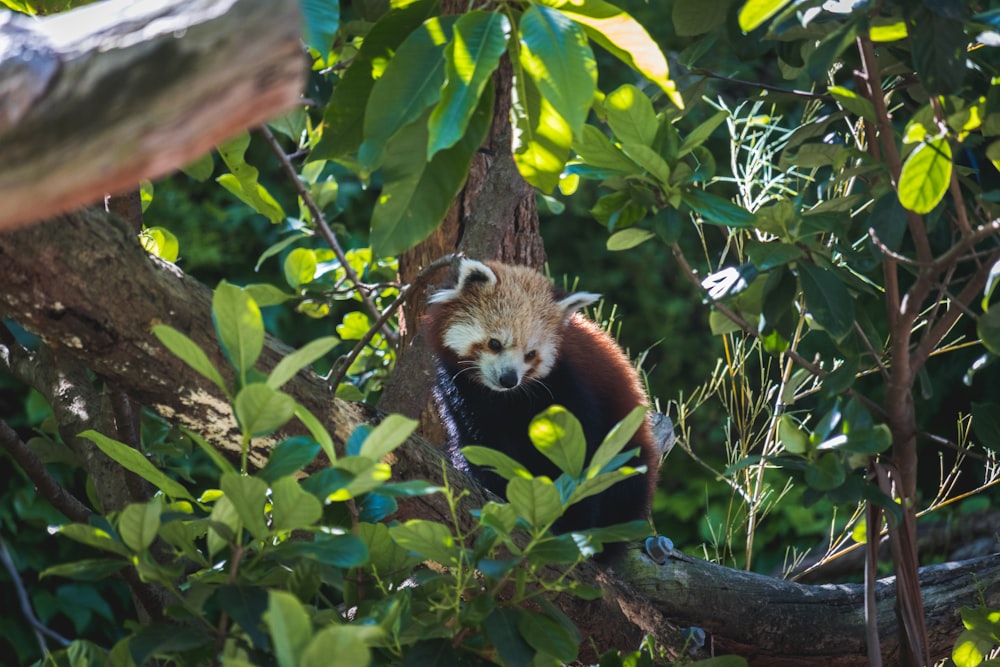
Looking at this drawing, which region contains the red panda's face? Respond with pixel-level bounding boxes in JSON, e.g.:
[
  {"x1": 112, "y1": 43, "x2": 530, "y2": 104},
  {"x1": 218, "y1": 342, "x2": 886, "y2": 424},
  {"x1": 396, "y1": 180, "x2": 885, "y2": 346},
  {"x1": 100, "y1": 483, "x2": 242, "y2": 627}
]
[{"x1": 429, "y1": 260, "x2": 599, "y2": 392}]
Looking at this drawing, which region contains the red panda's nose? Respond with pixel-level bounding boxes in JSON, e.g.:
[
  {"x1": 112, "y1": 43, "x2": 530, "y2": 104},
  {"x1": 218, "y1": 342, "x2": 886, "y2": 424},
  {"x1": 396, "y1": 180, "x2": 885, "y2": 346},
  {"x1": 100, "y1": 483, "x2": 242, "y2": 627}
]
[{"x1": 498, "y1": 368, "x2": 518, "y2": 389}]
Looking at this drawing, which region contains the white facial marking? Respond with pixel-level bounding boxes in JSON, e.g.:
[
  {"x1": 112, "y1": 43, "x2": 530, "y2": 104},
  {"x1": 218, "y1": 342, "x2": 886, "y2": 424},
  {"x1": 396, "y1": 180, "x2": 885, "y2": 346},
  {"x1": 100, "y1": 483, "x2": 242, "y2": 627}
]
[{"x1": 443, "y1": 321, "x2": 486, "y2": 356}]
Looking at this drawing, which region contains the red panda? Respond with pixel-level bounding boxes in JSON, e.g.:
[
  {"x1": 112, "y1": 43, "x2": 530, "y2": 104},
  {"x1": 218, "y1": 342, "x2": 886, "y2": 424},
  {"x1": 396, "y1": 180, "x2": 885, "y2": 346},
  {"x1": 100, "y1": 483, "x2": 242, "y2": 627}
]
[{"x1": 424, "y1": 258, "x2": 658, "y2": 537}]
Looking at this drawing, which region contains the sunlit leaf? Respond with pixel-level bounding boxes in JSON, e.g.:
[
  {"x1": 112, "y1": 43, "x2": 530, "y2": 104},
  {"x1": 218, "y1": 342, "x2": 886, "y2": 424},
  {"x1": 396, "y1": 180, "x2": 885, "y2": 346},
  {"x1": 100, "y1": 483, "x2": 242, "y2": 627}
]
[
  {"x1": 152, "y1": 325, "x2": 227, "y2": 395},
  {"x1": 738, "y1": 0, "x2": 790, "y2": 32},
  {"x1": 898, "y1": 137, "x2": 952, "y2": 214},
  {"x1": 216, "y1": 134, "x2": 285, "y2": 223},
  {"x1": 80, "y1": 431, "x2": 195, "y2": 502},
  {"x1": 529, "y1": 406, "x2": 585, "y2": 478},
  {"x1": 507, "y1": 476, "x2": 563, "y2": 529},
  {"x1": 267, "y1": 336, "x2": 339, "y2": 389},
  {"x1": 234, "y1": 383, "x2": 296, "y2": 437},
  {"x1": 213, "y1": 282, "x2": 265, "y2": 377},
  {"x1": 604, "y1": 84, "x2": 657, "y2": 146},
  {"x1": 220, "y1": 472, "x2": 269, "y2": 540}
]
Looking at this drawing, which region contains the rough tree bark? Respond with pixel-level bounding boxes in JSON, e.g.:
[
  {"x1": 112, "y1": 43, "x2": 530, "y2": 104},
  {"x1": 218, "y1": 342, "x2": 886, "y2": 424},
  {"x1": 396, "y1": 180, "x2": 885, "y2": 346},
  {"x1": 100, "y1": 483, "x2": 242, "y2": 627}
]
[
  {"x1": 0, "y1": 0, "x2": 304, "y2": 231},
  {"x1": 1, "y1": 209, "x2": 996, "y2": 666}
]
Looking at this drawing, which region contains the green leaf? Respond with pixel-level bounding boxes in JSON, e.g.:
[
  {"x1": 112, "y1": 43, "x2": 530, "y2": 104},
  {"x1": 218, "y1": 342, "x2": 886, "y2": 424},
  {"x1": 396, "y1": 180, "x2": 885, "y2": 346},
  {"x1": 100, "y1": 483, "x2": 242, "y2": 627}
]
[
  {"x1": 118, "y1": 499, "x2": 162, "y2": 552},
  {"x1": 621, "y1": 143, "x2": 671, "y2": 183},
  {"x1": 152, "y1": 325, "x2": 227, "y2": 394},
  {"x1": 180, "y1": 152, "x2": 214, "y2": 181},
  {"x1": 511, "y1": 52, "x2": 571, "y2": 192},
  {"x1": 484, "y1": 608, "x2": 535, "y2": 667},
  {"x1": 804, "y1": 452, "x2": 846, "y2": 491},
  {"x1": 358, "y1": 15, "x2": 457, "y2": 173},
  {"x1": 313, "y1": 0, "x2": 439, "y2": 160},
  {"x1": 507, "y1": 476, "x2": 563, "y2": 529},
  {"x1": 516, "y1": 608, "x2": 580, "y2": 663},
  {"x1": 390, "y1": 520, "x2": 458, "y2": 564},
  {"x1": 301, "y1": 626, "x2": 374, "y2": 667},
  {"x1": 301, "y1": 0, "x2": 339, "y2": 56},
  {"x1": 360, "y1": 414, "x2": 418, "y2": 460},
  {"x1": 274, "y1": 535, "x2": 369, "y2": 567},
  {"x1": 573, "y1": 124, "x2": 642, "y2": 175},
  {"x1": 898, "y1": 137, "x2": 952, "y2": 214},
  {"x1": 266, "y1": 591, "x2": 312, "y2": 667},
  {"x1": 207, "y1": 495, "x2": 241, "y2": 558},
  {"x1": 672, "y1": 0, "x2": 730, "y2": 36},
  {"x1": 972, "y1": 402, "x2": 1000, "y2": 452},
  {"x1": 746, "y1": 241, "x2": 803, "y2": 271},
  {"x1": 588, "y1": 406, "x2": 646, "y2": 475},
  {"x1": 604, "y1": 84, "x2": 657, "y2": 146},
  {"x1": 778, "y1": 415, "x2": 808, "y2": 454},
  {"x1": 952, "y1": 628, "x2": 993, "y2": 667},
  {"x1": 140, "y1": 227, "x2": 179, "y2": 263},
  {"x1": 607, "y1": 228, "x2": 655, "y2": 251},
  {"x1": 427, "y1": 11, "x2": 510, "y2": 159},
  {"x1": 259, "y1": 437, "x2": 322, "y2": 483},
  {"x1": 462, "y1": 446, "x2": 531, "y2": 481},
  {"x1": 738, "y1": 0, "x2": 790, "y2": 32},
  {"x1": 538, "y1": 0, "x2": 682, "y2": 108},
  {"x1": 370, "y1": 85, "x2": 492, "y2": 257},
  {"x1": 40, "y1": 559, "x2": 127, "y2": 582},
  {"x1": 979, "y1": 304, "x2": 1000, "y2": 356},
  {"x1": 840, "y1": 425, "x2": 892, "y2": 455},
  {"x1": 571, "y1": 467, "x2": 642, "y2": 504},
  {"x1": 213, "y1": 282, "x2": 265, "y2": 378},
  {"x1": 518, "y1": 4, "x2": 596, "y2": 139},
  {"x1": 57, "y1": 523, "x2": 130, "y2": 557},
  {"x1": 283, "y1": 248, "x2": 317, "y2": 289},
  {"x1": 982, "y1": 259, "x2": 1000, "y2": 312},
  {"x1": 80, "y1": 431, "x2": 195, "y2": 501},
  {"x1": 529, "y1": 406, "x2": 585, "y2": 477},
  {"x1": 244, "y1": 283, "x2": 293, "y2": 307},
  {"x1": 183, "y1": 427, "x2": 237, "y2": 476},
  {"x1": 828, "y1": 85, "x2": 875, "y2": 123},
  {"x1": 234, "y1": 383, "x2": 297, "y2": 437},
  {"x1": 294, "y1": 402, "x2": 337, "y2": 463},
  {"x1": 271, "y1": 476, "x2": 324, "y2": 532},
  {"x1": 683, "y1": 189, "x2": 755, "y2": 227},
  {"x1": 798, "y1": 262, "x2": 855, "y2": 341},
  {"x1": 910, "y1": 11, "x2": 966, "y2": 96},
  {"x1": 679, "y1": 111, "x2": 729, "y2": 158},
  {"x1": 267, "y1": 336, "x2": 339, "y2": 389},
  {"x1": 216, "y1": 134, "x2": 285, "y2": 223},
  {"x1": 220, "y1": 472, "x2": 269, "y2": 540}
]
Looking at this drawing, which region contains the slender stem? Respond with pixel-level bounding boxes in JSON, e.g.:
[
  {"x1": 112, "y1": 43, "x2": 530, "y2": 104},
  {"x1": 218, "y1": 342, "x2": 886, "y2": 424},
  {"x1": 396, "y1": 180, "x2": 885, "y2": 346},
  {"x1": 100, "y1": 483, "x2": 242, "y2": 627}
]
[
  {"x1": 0, "y1": 535, "x2": 72, "y2": 655},
  {"x1": 258, "y1": 125, "x2": 397, "y2": 346}
]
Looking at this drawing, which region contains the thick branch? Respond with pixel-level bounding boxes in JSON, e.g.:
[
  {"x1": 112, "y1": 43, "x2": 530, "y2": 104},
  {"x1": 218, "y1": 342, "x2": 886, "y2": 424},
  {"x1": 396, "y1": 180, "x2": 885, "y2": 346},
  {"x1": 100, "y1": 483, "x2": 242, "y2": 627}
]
[{"x1": 0, "y1": 0, "x2": 305, "y2": 230}]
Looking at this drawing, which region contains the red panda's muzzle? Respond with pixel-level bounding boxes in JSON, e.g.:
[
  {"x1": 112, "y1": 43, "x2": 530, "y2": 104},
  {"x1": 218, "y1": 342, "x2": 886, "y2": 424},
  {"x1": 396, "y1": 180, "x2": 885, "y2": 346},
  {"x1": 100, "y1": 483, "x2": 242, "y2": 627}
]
[{"x1": 498, "y1": 368, "x2": 519, "y2": 389}]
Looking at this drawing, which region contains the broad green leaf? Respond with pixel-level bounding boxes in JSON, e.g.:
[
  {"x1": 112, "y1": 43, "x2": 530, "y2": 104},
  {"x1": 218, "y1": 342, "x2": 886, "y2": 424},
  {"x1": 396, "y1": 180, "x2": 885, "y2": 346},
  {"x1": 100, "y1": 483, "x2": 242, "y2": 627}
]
[
  {"x1": 273, "y1": 534, "x2": 369, "y2": 567},
  {"x1": 738, "y1": 0, "x2": 790, "y2": 32},
  {"x1": 518, "y1": 5, "x2": 596, "y2": 139},
  {"x1": 462, "y1": 445, "x2": 531, "y2": 481},
  {"x1": 952, "y1": 628, "x2": 992, "y2": 667},
  {"x1": 621, "y1": 143, "x2": 671, "y2": 183},
  {"x1": 390, "y1": 519, "x2": 458, "y2": 564},
  {"x1": 152, "y1": 325, "x2": 227, "y2": 395},
  {"x1": 244, "y1": 283, "x2": 293, "y2": 307},
  {"x1": 293, "y1": 402, "x2": 337, "y2": 463},
  {"x1": 672, "y1": 0, "x2": 730, "y2": 36},
  {"x1": 118, "y1": 499, "x2": 162, "y2": 552},
  {"x1": 683, "y1": 189, "x2": 756, "y2": 227},
  {"x1": 678, "y1": 110, "x2": 729, "y2": 157},
  {"x1": 507, "y1": 476, "x2": 563, "y2": 529},
  {"x1": 360, "y1": 414, "x2": 418, "y2": 460},
  {"x1": 207, "y1": 495, "x2": 241, "y2": 558},
  {"x1": 358, "y1": 15, "x2": 457, "y2": 173},
  {"x1": 538, "y1": 0, "x2": 682, "y2": 108},
  {"x1": 484, "y1": 608, "x2": 535, "y2": 667},
  {"x1": 301, "y1": 0, "x2": 339, "y2": 56},
  {"x1": 512, "y1": 65, "x2": 573, "y2": 192},
  {"x1": 607, "y1": 228, "x2": 655, "y2": 251},
  {"x1": 57, "y1": 523, "x2": 130, "y2": 557},
  {"x1": 427, "y1": 11, "x2": 510, "y2": 159},
  {"x1": 910, "y1": 12, "x2": 967, "y2": 96},
  {"x1": 605, "y1": 84, "x2": 657, "y2": 146},
  {"x1": 972, "y1": 401, "x2": 1000, "y2": 452},
  {"x1": 301, "y1": 626, "x2": 373, "y2": 667},
  {"x1": 259, "y1": 437, "x2": 322, "y2": 483},
  {"x1": 746, "y1": 241, "x2": 803, "y2": 271},
  {"x1": 778, "y1": 415, "x2": 808, "y2": 454},
  {"x1": 255, "y1": 232, "x2": 309, "y2": 271},
  {"x1": 234, "y1": 383, "x2": 297, "y2": 437},
  {"x1": 828, "y1": 85, "x2": 875, "y2": 123},
  {"x1": 588, "y1": 406, "x2": 646, "y2": 475},
  {"x1": 370, "y1": 85, "x2": 492, "y2": 257},
  {"x1": 898, "y1": 137, "x2": 952, "y2": 214},
  {"x1": 283, "y1": 248, "x2": 317, "y2": 289},
  {"x1": 840, "y1": 425, "x2": 892, "y2": 455},
  {"x1": 213, "y1": 282, "x2": 265, "y2": 378},
  {"x1": 80, "y1": 431, "x2": 195, "y2": 502},
  {"x1": 804, "y1": 452, "x2": 846, "y2": 491},
  {"x1": 798, "y1": 262, "x2": 855, "y2": 341},
  {"x1": 357, "y1": 522, "x2": 421, "y2": 573},
  {"x1": 271, "y1": 476, "x2": 323, "y2": 532},
  {"x1": 216, "y1": 134, "x2": 285, "y2": 223},
  {"x1": 267, "y1": 336, "x2": 339, "y2": 389},
  {"x1": 870, "y1": 19, "x2": 907, "y2": 42},
  {"x1": 183, "y1": 427, "x2": 237, "y2": 476},
  {"x1": 516, "y1": 608, "x2": 580, "y2": 663},
  {"x1": 220, "y1": 472, "x2": 269, "y2": 540},
  {"x1": 140, "y1": 227, "x2": 179, "y2": 263},
  {"x1": 40, "y1": 559, "x2": 127, "y2": 582},
  {"x1": 570, "y1": 466, "x2": 642, "y2": 504},
  {"x1": 529, "y1": 406, "x2": 585, "y2": 478},
  {"x1": 572, "y1": 125, "x2": 642, "y2": 175},
  {"x1": 180, "y1": 152, "x2": 214, "y2": 181},
  {"x1": 313, "y1": 0, "x2": 439, "y2": 160},
  {"x1": 266, "y1": 591, "x2": 311, "y2": 667}
]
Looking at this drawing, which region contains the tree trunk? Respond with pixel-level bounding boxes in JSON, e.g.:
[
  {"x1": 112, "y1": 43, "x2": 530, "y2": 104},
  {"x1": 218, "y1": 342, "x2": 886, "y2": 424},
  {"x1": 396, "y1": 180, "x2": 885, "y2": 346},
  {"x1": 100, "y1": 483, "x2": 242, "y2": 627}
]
[{"x1": 1, "y1": 209, "x2": 995, "y2": 665}]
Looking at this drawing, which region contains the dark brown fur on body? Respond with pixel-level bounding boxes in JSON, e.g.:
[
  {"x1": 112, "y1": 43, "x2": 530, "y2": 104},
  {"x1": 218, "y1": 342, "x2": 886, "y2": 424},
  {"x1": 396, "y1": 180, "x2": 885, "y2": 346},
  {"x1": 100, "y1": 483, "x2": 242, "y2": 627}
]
[{"x1": 424, "y1": 259, "x2": 658, "y2": 538}]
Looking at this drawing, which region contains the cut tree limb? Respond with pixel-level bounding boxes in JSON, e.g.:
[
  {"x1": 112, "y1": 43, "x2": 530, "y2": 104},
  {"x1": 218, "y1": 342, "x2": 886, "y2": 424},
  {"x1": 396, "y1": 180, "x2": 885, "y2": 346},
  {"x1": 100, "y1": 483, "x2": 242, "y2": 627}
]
[
  {"x1": 0, "y1": 0, "x2": 305, "y2": 231},
  {"x1": 1, "y1": 209, "x2": 996, "y2": 665}
]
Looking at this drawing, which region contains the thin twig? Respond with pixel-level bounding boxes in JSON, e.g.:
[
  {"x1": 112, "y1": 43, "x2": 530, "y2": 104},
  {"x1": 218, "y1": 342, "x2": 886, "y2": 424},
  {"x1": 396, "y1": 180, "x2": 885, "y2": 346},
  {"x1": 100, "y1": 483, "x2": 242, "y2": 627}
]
[
  {"x1": 257, "y1": 125, "x2": 398, "y2": 346},
  {"x1": 0, "y1": 534, "x2": 73, "y2": 654},
  {"x1": 328, "y1": 253, "x2": 455, "y2": 389}
]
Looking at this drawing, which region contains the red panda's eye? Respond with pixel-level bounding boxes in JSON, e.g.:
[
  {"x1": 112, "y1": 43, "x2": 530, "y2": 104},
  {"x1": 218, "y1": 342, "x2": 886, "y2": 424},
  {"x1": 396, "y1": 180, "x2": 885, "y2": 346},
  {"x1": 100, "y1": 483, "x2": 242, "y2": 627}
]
[
  {"x1": 488, "y1": 338, "x2": 503, "y2": 352},
  {"x1": 525, "y1": 350, "x2": 537, "y2": 362}
]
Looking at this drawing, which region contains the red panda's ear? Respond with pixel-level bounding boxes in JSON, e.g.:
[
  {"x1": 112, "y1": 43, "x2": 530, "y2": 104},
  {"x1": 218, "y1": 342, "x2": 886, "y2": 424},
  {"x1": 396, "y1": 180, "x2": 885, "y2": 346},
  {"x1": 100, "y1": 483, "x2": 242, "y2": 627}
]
[
  {"x1": 557, "y1": 291, "x2": 600, "y2": 318},
  {"x1": 429, "y1": 259, "x2": 497, "y2": 304}
]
